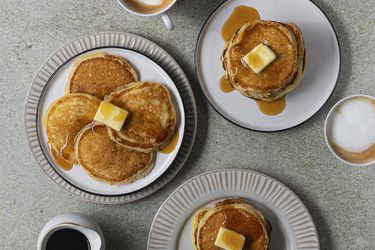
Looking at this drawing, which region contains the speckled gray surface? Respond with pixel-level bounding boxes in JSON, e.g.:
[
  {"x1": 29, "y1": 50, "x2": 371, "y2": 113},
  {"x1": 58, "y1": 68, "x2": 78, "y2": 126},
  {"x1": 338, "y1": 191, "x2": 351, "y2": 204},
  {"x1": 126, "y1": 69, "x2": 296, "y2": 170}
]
[{"x1": 0, "y1": 0, "x2": 374, "y2": 249}]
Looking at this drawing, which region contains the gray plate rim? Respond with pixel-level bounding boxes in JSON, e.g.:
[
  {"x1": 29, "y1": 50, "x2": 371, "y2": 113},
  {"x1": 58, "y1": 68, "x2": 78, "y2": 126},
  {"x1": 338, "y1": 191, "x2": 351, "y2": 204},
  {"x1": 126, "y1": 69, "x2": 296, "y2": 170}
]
[
  {"x1": 148, "y1": 169, "x2": 320, "y2": 250},
  {"x1": 24, "y1": 31, "x2": 197, "y2": 204}
]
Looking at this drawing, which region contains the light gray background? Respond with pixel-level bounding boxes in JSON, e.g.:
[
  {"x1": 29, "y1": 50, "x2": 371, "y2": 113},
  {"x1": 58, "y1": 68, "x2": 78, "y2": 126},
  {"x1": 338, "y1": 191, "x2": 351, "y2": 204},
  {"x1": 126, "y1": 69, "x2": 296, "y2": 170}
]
[{"x1": 0, "y1": 0, "x2": 374, "y2": 249}]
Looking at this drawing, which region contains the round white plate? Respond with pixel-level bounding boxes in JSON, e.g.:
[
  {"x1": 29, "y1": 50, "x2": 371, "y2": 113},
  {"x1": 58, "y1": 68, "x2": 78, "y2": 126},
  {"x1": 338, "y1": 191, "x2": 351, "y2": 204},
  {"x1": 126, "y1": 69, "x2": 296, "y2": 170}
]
[
  {"x1": 148, "y1": 170, "x2": 319, "y2": 250},
  {"x1": 25, "y1": 32, "x2": 197, "y2": 203},
  {"x1": 196, "y1": 0, "x2": 340, "y2": 131},
  {"x1": 38, "y1": 48, "x2": 185, "y2": 195}
]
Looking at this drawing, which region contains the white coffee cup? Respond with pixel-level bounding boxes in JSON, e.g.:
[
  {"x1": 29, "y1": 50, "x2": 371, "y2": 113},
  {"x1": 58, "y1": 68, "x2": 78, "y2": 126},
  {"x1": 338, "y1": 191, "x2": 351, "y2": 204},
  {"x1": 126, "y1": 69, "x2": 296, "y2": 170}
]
[
  {"x1": 324, "y1": 94, "x2": 375, "y2": 167},
  {"x1": 37, "y1": 214, "x2": 105, "y2": 250},
  {"x1": 117, "y1": 0, "x2": 176, "y2": 31}
]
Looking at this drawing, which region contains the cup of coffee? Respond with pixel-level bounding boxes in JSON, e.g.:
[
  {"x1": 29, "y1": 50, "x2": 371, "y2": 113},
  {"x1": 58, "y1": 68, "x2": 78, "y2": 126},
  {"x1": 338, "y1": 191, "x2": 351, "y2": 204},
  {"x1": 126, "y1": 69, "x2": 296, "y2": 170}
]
[
  {"x1": 324, "y1": 94, "x2": 375, "y2": 166},
  {"x1": 37, "y1": 214, "x2": 105, "y2": 250},
  {"x1": 117, "y1": 0, "x2": 176, "y2": 30}
]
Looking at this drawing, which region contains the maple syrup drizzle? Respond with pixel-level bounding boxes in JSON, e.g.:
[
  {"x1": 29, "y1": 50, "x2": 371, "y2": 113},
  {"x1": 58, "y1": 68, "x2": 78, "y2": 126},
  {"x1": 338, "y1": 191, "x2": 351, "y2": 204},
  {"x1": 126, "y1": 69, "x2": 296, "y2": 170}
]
[
  {"x1": 219, "y1": 76, "x2": 235, "y2": 93},
  {"x1": 219, "y1": 5, "x2": 260, "y2": 95},
  {"x1": 50, "y1": 146, "x2": 73, "y2": 171},
  {"x1": 221, "y1": 5, "x2": 260, "y2": 41},
  {"x1": 256, "y1": 97, "x2": 286, "y2": 116},
  {"x1": 160, "y1": 130, "x2": 179, "y2": 154},
  {"x1": 220, "y1": 5, "x2": 287, "y2": 116}
]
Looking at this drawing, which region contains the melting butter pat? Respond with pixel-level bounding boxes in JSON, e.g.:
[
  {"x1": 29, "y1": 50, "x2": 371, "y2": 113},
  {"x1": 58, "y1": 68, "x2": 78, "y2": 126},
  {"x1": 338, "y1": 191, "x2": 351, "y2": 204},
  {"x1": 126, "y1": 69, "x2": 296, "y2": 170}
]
[
  {"x1": 94, "y1": 101, "x2": 128, "y2": 131},
  {"x1": 214, "y1": 227, "x2": 245, "y2": 250},
  {"x1": 242, "y1": 43, "x2": 277, "y2": 74}
]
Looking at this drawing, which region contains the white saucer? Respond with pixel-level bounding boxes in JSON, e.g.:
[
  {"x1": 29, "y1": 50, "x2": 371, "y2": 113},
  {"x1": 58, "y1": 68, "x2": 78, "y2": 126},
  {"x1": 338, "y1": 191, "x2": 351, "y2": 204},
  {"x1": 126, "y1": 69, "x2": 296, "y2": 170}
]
[
  {"x1": 148, "y1": 170, "x2": 319, "y2": 250},
  {"x1": 196, "y1": 0, "x2": 340, "y2": 131}
]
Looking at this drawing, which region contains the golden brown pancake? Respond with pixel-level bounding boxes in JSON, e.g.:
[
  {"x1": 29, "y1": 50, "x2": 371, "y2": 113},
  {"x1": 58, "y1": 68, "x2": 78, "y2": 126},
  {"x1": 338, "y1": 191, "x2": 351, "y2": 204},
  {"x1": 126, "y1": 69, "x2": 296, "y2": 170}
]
[
  {"x1": 222, "y1": 20, "x2": 305, "y2": 101},
  {"x1": 66, "y1": 52, "x2": 138, "y2": 99},
  {"x1": 75, "y1": 123, "x2": 155, "y2": 184},
  {"x1": 44, "y1": 93, "x2": 101, "y2": 166},
  {"x1": 105, "y1": 82, "x2": 176, "y2": 152},
  {"x1": 261, "y1": 22, "x2": 306, "y2": 101},
  {"x1": 192, "y1": 198, "x2": 271, "y2": 250}
]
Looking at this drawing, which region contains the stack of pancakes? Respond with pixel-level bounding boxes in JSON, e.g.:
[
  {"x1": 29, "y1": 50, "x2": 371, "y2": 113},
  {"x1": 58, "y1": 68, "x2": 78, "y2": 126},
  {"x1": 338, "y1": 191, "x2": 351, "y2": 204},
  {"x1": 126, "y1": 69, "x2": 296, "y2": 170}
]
[
  {"x1": 44, "y1": 53, "x2": 176, "y2": 184},
  {"x1": 192, "y1": 198, "x2": 271, "y2": 250},
  {"x1": 222, "y1": 20, "x2": 306, "y2": 101}
]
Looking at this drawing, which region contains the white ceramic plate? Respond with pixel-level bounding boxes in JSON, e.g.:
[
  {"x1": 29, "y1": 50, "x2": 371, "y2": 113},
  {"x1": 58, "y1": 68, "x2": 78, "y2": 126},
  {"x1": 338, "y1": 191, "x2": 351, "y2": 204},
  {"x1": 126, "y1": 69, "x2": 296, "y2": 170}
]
[
  {"x1": 196, "y1": 0, "x2": 340, "y2": 131},
  {"x1": 38, "y1": 48, "x2": 185, "y2": 195},
  {"x1": 148, "y1": 170, "x2": 319, "y2": 250},
  {"x1": 25, "y1": 32, "x2": 197, "y2": 203}
]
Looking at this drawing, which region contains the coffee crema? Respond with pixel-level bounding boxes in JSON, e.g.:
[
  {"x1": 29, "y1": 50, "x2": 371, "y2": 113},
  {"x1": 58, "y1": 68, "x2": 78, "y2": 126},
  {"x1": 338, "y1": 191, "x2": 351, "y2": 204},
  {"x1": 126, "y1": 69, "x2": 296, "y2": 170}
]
[
  {"x1": 125, "y1": 0, "x2": 174, "y2": 14},
  {"x1": 329, "y1": 97, "x2": 375, "y2": 164}
]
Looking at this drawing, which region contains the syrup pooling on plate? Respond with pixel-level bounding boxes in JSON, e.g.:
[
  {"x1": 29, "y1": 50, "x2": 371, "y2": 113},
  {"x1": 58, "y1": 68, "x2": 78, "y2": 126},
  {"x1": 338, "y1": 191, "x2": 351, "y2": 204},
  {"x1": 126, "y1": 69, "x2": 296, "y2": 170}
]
[
  {"x1": 221, "y1": 5, "x2": 260, "y2": 42},
  {"x1": 256, "y1": 97, "x2": 286, "y2": 116},
  {"x1": 160, "y1": 130, "x2": 179, "y2": 154},
  {"x1": 49, "y1": 146, "x2": 73, "y2": 171},
  {"x1": 219, "y1": 76, "x2": 235, "y2": 93}
]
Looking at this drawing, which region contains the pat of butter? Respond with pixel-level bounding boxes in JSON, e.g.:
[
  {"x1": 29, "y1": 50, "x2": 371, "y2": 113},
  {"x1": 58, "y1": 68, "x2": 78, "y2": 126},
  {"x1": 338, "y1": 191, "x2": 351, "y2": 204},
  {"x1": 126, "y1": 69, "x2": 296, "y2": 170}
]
[
  {"x1": 94, "y1": 101, "x2": 128, "y2": 131},
  {"x1": 242, "y1": 43, "x2": 277, "y2": 74},
  {"x1": 214, "y1": 227, "x2": 245, "y2": 250}
]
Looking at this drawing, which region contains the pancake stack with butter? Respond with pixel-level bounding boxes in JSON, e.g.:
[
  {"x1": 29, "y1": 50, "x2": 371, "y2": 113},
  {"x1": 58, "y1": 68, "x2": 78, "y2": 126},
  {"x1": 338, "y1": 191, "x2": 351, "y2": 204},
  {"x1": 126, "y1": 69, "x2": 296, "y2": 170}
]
[
  {"x1": 192, "y1": 198, "x2": 271, "y2": 250},
  {"x1": 44, "y1": 52, "x2": 176, "y2": 184},
  {"x1": 222, "y1": 20, "x2": 306, "y2": 101}
]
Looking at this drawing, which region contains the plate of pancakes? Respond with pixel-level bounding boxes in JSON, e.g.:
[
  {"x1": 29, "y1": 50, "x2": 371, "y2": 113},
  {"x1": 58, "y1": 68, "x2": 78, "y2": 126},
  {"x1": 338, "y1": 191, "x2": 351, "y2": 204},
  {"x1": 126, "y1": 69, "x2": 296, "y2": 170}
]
[
  {"x1": 148, "y1": 170, "x2": 319, "y2": 250},
  {"x1": 25, "y1": 32, "x2": 197, "y2": 203},
  {"x1": 196, "y1": 0, "x2": 340, "y2": 131}
]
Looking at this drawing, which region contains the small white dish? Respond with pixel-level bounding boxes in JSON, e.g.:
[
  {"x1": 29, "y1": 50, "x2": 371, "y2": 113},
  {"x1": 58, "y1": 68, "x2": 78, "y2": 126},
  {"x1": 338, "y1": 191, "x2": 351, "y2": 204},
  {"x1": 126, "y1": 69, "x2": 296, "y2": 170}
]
[
  {"x1": 196, "y1": 0, "x2": 340, "y2": 132},
  {"x1": 148, "y1": 169, "x2": 319, "y2": 250},
  {"x1": 324, "y1": 94, "x2": 375, "y2": 167}
]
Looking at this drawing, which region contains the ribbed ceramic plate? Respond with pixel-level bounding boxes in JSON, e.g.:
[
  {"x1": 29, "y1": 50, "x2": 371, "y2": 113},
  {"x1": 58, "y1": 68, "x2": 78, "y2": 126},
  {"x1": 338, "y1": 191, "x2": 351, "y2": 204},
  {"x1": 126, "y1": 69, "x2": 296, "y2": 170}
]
[
  {"x1": 196, "y1": 0, "x2": 340, "y2": 132},
  {"x1": 25, "y1": 32, "x2": 197, "y2": 204},
  {"x1": 148, "y1": 170, "x2": 319, "y2": 250}
]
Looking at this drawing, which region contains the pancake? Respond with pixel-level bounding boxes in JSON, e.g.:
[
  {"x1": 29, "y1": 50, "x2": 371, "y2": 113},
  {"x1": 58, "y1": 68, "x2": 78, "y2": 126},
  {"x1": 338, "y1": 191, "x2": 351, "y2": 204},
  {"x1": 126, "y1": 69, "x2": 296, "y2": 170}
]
[
  {"x1": 66, "y1": 52, "x2": 138, "y2": 99},
  {"x1": 44, "y1": 93, "x2": 101, "y2": 166},
  {"x1": 192, "y1": 198, "x2": 271, "y2": 250},
  {"x1": 75, "y1": 123, "x2": 155, "y2": 184},
  {"x1": 105, "y1": 82, "x2": 176, "y2": 152},
  {"x1": 259, "y1": 22, "x2": 306, "y2": 101},
  {"x1": 222, "y1": 20, "x2": 305, "y2": 101}
]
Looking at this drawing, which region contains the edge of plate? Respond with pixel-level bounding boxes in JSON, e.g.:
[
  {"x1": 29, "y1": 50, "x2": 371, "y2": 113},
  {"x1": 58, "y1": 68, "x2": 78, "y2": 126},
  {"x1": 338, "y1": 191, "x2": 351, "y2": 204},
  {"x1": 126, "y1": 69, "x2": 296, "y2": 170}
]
[
  {"x1": 24, "y1": 32, "x2": 197, "y2": 204},
  {"x1": 194, "y1": 0, "x2": 341, "y2": 132},
  {"x1": 36, "y1": 48, "x2": 186, "y2": 195},
  {"x1": 147, "y1": 169, "x2": 320, "y2": 250}
]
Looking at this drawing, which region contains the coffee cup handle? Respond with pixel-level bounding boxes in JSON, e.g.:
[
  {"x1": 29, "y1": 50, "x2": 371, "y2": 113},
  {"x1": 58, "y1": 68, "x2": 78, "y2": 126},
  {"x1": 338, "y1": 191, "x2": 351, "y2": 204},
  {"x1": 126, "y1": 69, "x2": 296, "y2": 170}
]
[{"x1": 161, "y1": 13, "x2": 174, "y2": 31}]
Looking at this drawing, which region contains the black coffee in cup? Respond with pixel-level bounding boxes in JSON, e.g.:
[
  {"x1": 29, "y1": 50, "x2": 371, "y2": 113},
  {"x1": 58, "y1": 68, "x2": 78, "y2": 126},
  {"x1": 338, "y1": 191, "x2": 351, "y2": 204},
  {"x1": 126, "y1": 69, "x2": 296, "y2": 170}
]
[{"x1": 46, "y1": 229, "x2": 90, "y2": 250}]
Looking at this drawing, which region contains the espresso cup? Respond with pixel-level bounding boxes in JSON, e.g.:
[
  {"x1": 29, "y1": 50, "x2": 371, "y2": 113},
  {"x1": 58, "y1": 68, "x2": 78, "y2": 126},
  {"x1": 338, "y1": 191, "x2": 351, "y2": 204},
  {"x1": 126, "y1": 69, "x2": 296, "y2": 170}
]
[
  {"x1": 117, "y1": 0, "x2": 176, "y2": 31},
  {"x1": 37, "y1": 214, "x2": 105, "y2": 250},
  {"x1": 324, "y1": 94, "x2": 375, "y2": 167}
]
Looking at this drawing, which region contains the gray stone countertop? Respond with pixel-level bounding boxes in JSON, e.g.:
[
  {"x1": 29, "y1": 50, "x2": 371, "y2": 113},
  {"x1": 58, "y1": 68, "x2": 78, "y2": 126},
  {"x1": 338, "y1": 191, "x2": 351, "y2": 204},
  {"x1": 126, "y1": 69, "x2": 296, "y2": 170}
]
[{"x1": 0, "y1": 0, "x2": 374, "y2": 249}]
